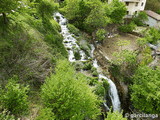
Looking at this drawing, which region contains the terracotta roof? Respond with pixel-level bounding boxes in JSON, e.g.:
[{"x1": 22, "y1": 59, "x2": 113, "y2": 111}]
[{"x1": 145, "y1": 10, "x2": 160, "y2": 21}]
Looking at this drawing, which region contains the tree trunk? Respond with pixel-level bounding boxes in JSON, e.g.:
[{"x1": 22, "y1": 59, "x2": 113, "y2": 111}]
[{"x1": 2, "y1": 13, "x2": 8, "y2": 24}]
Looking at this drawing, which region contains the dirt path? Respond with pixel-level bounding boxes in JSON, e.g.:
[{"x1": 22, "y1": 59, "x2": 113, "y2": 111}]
[{"x1": 98, "y1": 33, "x2": 139, "y2": 60}]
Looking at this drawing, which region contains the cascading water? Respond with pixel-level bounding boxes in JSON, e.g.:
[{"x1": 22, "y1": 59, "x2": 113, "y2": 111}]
[{"x1": 54, "y1": 12, "x2": 121, "y2": 112}]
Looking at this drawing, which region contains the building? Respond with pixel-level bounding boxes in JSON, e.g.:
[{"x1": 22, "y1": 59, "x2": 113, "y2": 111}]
[
  {"x1": 145, "y1": 10, "x2": 160, "y2": 28},
  {"x1": 108, "y1": 0, "x2": 147, "y2": 18}
]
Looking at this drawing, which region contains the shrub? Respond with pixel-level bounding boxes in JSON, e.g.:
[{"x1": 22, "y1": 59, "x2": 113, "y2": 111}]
[
  {"x1": 0, "y1": 109, "x2": 15, "y2": 120},
  {"x1": 36, "y1": 108, "x2": 55, "y2": 120},
  {"x1": 67, "y1": 24, "x2": 80, "y2": 36},
  {"x1": 88, "y1": 77, "x2": 99, "y2": 86},
  {"x1": 83, "y1": 62, "x2": 92, "y2": 70},
  {"x1": 74, "y1": 50, "x2": 81, "y2": 60},
  {"x1": 0, "y1": 76, "x2": 29, "y2": 116},
  {"x1": 105, "y1": 111, "x2": 127, "y2": 120},
  {"x1": 119, "y1": 22, "x2": 136, "y2": 33},
  {"x1": 41, "y1": 60, "x2": 100, "y2": 119},
  {"x1": 96, "y1": 29, "x2": 106, "y2": 43},
  {"x1": 92, "y1": 71, "x2": 99, "y2": 77},
  {"x1": 133, "y1": 11, "x2": 148, "y2": 26}
]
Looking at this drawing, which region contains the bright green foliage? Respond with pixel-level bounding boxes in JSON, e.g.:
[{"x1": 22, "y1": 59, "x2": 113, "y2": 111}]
[
  {"x1": 0, "y1": 76, "x2": 29, "y2": 115},
  {"x1": 107, "y1": 0, "x2": 127, "y2": 24},
  {"x1": 96, "y1": 29, "x2": 106, "y2": 43},
  {"x1": 119, "y1": 22, "x2": 136, "y2": 33},
  {"x1": 41, "y1": 60, "x2": 100, "y2": 120},
  {"x1": 84, "y1": 0, "x2": 110, "y2": 33},
  {"x1": 36, "y1": 108, "x2": 55, "y2": 120},
  {"x1": 105, "y1": 111, "x2": 127, "y2": 120},
  {"x1": 63, "y1": 0, "x2": 110, "y2": 33},
  {"x1": 140, "y1": 47, "x2": 153, "y2": 66},
  {"x1": 145, "y1": 28, "x2": 160, "y2": 44},
  {"x1": 133, "y1": 11, "x2": 148, "y2": 26},
  {"x1": 131, "y1": 66, "x2": 160, "y2": 113},
  {"x1": 0, "y1": 109, "x2": 15, "y2": 120},
  {"x1": 113, "y1": 50, "x2": 137, "y2": 65}
]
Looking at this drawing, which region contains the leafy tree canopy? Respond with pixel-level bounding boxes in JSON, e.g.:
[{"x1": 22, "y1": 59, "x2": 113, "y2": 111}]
[
  {"x1": 41, "y1": 60, "x2": 100, "y2": 120},
  {"x1": 131, "y1": 66, "x2": 160, "y2": 113}
]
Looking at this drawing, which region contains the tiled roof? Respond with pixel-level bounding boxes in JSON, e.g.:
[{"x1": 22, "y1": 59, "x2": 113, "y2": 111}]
[{"x1": 145, "y1": 10, "x2": 160, "y2": 21}]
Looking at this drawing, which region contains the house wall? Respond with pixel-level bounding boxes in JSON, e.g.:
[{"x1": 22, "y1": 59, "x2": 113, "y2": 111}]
[
  {"x1": 108, "y1": 0, "x2": 147, "y2": 16},
  {"x1": 145, "y1": 16, "x2": 160, "y2": 28}
]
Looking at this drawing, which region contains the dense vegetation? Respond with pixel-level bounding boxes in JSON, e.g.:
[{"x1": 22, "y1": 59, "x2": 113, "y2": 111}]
[
  {"x1": 0, "y1": 0, "x2": 160, "y2": 119},
  {"x1": 145, "y1": 0, "x2": 160, "y2": 14}
]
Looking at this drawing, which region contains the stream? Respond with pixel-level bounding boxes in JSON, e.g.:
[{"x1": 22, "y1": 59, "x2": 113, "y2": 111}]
[{"x1": 54, "y1": 12, "x2": 121, "y2": 112}]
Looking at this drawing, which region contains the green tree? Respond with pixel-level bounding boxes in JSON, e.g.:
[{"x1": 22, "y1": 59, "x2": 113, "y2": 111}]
[
  {"x1": 84, "y1": 0, "x2": 110, "y2": 33},
  {"x1": 0, "y1": 0, "x2": 20, "y2": 24},
  {"x1": 107, "y1": 0, "x2": 127, "y2": 24},
  {"x1": 37, "y1": 0, "x2": 58, "y2": 19},
  {"x1": 118, "y1": 22, "x2": 136, "y2": 33},
  {"x1": 105, "y1": 111, "x2": 127, "y2": 120},
  {"x1": 131, "y1": 66, "x2": 160, "y2": 113},
  {"x1": 133, "y1": 11, "x2": 148, "y2": 26},
  {"x1": 0, "y1": 76, "x2": 29, "y2": 116},
  {"x1": 96, "y1": 29, "x2": 107, "y2": 43},
  {"x1": 41, "y1": 60, "x2": 100, "y2": 120},
  {"x1": 145, "y1": 28, "x2": 160, "y2": 44}
]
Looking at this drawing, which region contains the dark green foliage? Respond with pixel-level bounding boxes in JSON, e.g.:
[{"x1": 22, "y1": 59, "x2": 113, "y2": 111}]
[
  {"x1": 88, "y1": 77, "x2": 99, "y2": 86},
  {"x1": 44, "y1": 33, "x2": 67, "y2": 57},
  {"x1": 83, "y1": 62, "x2": 92, "y2": 70},
  {"x1": 37, "y1": 0, "x2": 58, "y2": 19},
  {"x1": 41, "y1": 60, "x2": 100, "y2": 119},
  {"x1": 133, "y1": 11, "x2": 148, "y2": 26},
  {"x1": 0, "y1": 76, "x2": 29, "y2": 116},
  {"x1": 67, "y1": 24, "x2": 80, "y2": 36},
  {"x1": 94, "y1": 80, "x2": 109, "y2": 99},
  {"x1": 119, "y1": 22, "x2": 136, "y2": 33},
  {"x1": 131, "y1": 66, "x2": 160, "y2": 113},
  {"x1": 145, "y1": 0, "x2": 160, "y2": 13},
  {"x1": 74, "y1": 50, "x2": 81, "y2": 60},
  {"x1": 91, "y1": 67, "x2": 99, "y2": 77}
]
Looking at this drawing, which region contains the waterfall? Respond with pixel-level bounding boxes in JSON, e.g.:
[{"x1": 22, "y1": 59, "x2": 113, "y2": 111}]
[{"x1": 54, "y1": 12, "x2": 121, "y2": 112}]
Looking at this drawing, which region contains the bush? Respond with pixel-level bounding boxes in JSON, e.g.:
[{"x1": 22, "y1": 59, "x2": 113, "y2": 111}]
[
  {"x1": 96, "y1": 29, "x2": 106, "y2": 43},
  {"x1": 41, "y1": 60, "x2": 100, "y2": 119},
  {"x1": 88, "y1": 77, "x2": 99, "y2": 86},
  {"x1": 92, "y1": 71, "x2": 99, "y2": 77},
  {"x1": 0, "y1": 76, "x2": 29, "y2": 116},
  {"x1": 119, "y1": 22, "x2": 136, "y2": 33},
  {"x1": 133, "y1": 11, "x2": 148, "y2": 26},
  {"x1": 74, "y1": 50, "x2": 81, "y2": 60},
  {"x1": 83, "y1": 62, "x2": 92, "y2": 70},
  {"x1": 67, "y1": 24, "x2": 80, "y2": 36},
  {"x1": 36, "y1": 108, "x2": 55, "y2": 120},
  {"x1": 105, "y1": 111, "x2": 127, "y2": 120}
]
